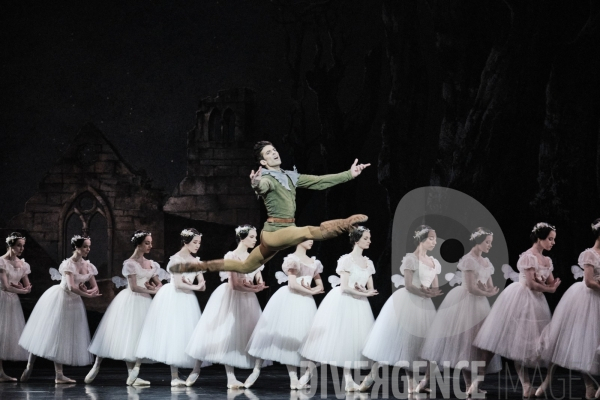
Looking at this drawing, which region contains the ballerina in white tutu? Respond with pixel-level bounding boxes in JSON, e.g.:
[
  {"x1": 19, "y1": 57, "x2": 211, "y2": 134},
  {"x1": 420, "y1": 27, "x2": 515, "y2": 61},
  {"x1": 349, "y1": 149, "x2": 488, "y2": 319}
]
[
  {"x1": 186, "y1": 225, "x2": 268, "y2": 389},
  {"x1": 538, "y1": 219, "x2": 600, "y2": 399},
  {"x1": 247, "y1": 239, "x2": 325, "y2": 390},
  {"x1": 420, "y1": 227, "x2": 501, "y2": 396},
  {"x1": 473, "y1": 222, "x2": 561, "y2": 397},
  {"x1": 85, "y1": 230, "x2": 166, "y2": 386},
  {"x1": 299, "y1": 226, "x2": 377, "y2": 392},
  {"x1": 360, "y1": 224, "x2": 441, "y2": 394},
  {"x1": 0, "y1": 233, "x2": 32, "y2": 382},
  {"x1": 129, "y1": 228, "x2": 206, "y2": 387},
  {"x1": 19, "y1": 235, "x2": 102, "y2": 383}
]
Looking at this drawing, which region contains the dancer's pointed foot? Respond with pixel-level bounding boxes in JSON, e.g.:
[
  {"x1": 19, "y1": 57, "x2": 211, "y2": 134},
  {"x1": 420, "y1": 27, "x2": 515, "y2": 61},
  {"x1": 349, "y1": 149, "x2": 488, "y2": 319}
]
[
  {"x1": 227, "y1": 378, "x2": 245, "y2": 389},
  {"x1": 467, "y1": 381, "x2": 487, "y2": 397},
  {"x1": 20, "y1": 366, "x2": 33, "y2": 382},
  {"x1": 535, "y1": 380, "x2": 550, "y2": 397},
  {"x1": 133, "y1": 378, "x2": 150, "y2": 386},
  {"x1": 320, "y1": 214, "x2": 368, "y2": 239},
  {"x1": 415, "y1": 379, "x2": 431, "y2": 393},
  {"x1": 84, "y1": 365, "x2": 100, "y2": 384},
  {"x1": 126, "y1": 367, "x2": 140, "y2": 386},
  {"x1": 345, "y1": 379, "x2": 360, "y2": 392},
  {"x1": 586, "y1": 385, "x2": 597, "y2": 399},
  {"x1": 0, "y1": 372, "x2": 17, "y2": 382},
  {"x1": 243, "y1": 369, "x2": 260, "y2": 388},
  {"x1": 358, "y1": 373, "x2": 375, "y2": 392},
  {"x1": 55, "y1": 374, "x2": 76, "y2": 384},
  {"x1": 595, "y1": 385, "x2": 600, "y2": 399},
  {"x1": 523, "y1": 385, "x2": 536, "y2": 398},
  {"x1": 171, "y1": 378, "x2": 186, "y2": 387},
  {"x1": 186, "y1": 373, "x2": 199, "y2": 387}
]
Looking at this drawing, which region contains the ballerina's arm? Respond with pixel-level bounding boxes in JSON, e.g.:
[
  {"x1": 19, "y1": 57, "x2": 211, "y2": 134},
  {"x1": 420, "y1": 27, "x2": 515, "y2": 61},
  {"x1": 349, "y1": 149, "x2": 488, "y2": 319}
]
[
  {"x1": 287, "y1": 267, "x2": 318, "y2": 295},
  {"x1": 230, "y1": 272, "x2": 266, "y2": 293},
  {"x1": 463, "y1": 271, "x2": 498, "y2": 297},
  {"x1": 149, "y1": 275, "x2": 163, "y2": 289},
  {"x1": 127, "y1": 274, "x2": 158, "y2": 294},
  {"x1": 172, "y1": 273, "x2": 206, "y2": 291},
  {"x1": 64, "y1": 272, "x2": 101, "y2": 298},
  {"x1": 339, "y1": 272, "x2": 376, "y2": 297},
  {"x1": 311, "y1": 273, "x2": 325, "y2": 295},
  {"x1": 522, "y1": 269, "x2": 559, "y2": 293},
  {"x1": 402, "y1": 270, "x2": 439, "y2": 298},
  {"x1": 583, "y1": 265, "x2": 600, "y2": 291},
  {"x1": 0, "y1": 269, "x2": 31, "y2": 294}
]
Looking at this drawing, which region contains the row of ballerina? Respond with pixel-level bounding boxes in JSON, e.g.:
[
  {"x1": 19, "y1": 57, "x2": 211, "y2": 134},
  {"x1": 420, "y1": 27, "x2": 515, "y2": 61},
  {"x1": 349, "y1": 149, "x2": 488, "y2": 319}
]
[{"x1": 1, "y1": 220, "x2": 600, "y2": 397}]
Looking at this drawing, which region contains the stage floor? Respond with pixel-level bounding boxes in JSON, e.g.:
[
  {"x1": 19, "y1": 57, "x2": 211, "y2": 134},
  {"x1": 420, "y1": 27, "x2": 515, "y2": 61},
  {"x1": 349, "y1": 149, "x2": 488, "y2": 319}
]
[{"x1": 1, "y1": 363, "x2": 593, "y2": 399}]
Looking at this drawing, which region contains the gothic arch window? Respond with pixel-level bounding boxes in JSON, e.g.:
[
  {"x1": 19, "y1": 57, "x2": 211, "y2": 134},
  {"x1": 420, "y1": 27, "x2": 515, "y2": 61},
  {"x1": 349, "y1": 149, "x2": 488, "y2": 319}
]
[
  {"x1": 222, "y1": 108, "x2": 236, "y2": 142},
  {"x1": 62, "y1": 191, "x2": 111, "y2": 278},
  {"x1": 208, "y1": 108, "x2": 223, "y2": 141}
]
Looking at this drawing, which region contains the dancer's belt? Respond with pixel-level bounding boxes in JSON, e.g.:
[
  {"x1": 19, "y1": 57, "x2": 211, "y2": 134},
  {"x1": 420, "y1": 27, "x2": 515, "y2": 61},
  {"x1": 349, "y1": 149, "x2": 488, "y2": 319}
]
[{"x1": 267, "y1": 217, "x2": 295, "y2": 223}]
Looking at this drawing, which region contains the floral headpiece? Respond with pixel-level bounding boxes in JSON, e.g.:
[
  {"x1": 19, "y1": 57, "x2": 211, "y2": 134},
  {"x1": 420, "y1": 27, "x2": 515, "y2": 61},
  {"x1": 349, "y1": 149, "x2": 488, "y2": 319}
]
[
  {"x1": 131, "y1": 231, "x2": 151, "y2": 243},
  {"x1": 235, "y1": 225, "x2": 255, "y2": 236},
  {"x1": 349, "y1": 226, "x2": 370, "y2": 237},
  {"x1": 532, "y1": 222, "x2": 555, "y2": 233},
  {"x1": 470, "y1": 229, "x2": 493, "y2": 241},
  {"x1": 181, "y1": 229, "x2": 201, "y2": 238},
  {"x1": 592, "y1": 221, "x2": 600, "y2": 231},
  {"x1": 5, "y1": 234, "x2": 24, "y2": 245},
  {"x1": 413, "y1": 228, "x2": 430, "y2": 240},
  {"x1": 71, "y1": 235, "x2": 90, "y2": 245}
]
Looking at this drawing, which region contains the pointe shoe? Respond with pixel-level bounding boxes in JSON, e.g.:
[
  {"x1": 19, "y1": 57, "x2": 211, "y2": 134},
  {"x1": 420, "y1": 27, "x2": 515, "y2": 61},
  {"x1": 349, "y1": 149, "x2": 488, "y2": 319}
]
[
  {"x1": 358, "y1": 373, "x2": 375, "y2": 392},
  {"x1": 535, "y1": 381, "x2": 549, "y2": 397},
  {"x1": 523, "y1": 385, "x2": 536, "y2": 398},
  {"x1": 345, "y1": 380, "x2": 360, "y2": 392},
  {"x1": 319, "y1": 214, "x2": 368, "y2": 239},
  {"x1": 415, "y1": 379, "x2": 431, "y2": 393},
  {"x1": 55, "y1": 375, "x2": 76, "y2": 384},
  {"x1": 133, "y1": 378, "x2": 150, "y2": 386},
  {"x1": 185, "y1": 373, "x2": 199, "y2": 387},
  {"x1": 227, "y1": 379, "x2": 245, "y2": 389},
  {"x1": 244, "y1": 369, "x2": 260, "y2": 388},
  {"x1": 467, "y1": 382, "x2": 487, "y2": 398},
  {"x1": 585, "y1": 385, "x2": 597, "y2": 399},
  {"x1": 20, "y1": 367, "x2": 32, "y2": 382},
  {"x1": 84, "y1": 365, "x2": 100, "y2": 384},
  {"x1": 0, "y1": 373, "x2": 17, "y2": 382},
  {"x1": 171, "y1": 378, "x2": 186, "y2": 387},
  {"x1": 595, "y1": 386, "x2": 600, "y2": 399},
  {"x1": 126, "y1": 367, "x2": 140, "y2": 386},
  {"x1": 297, "y1": 371, "x2": 311, "y2": 388}
]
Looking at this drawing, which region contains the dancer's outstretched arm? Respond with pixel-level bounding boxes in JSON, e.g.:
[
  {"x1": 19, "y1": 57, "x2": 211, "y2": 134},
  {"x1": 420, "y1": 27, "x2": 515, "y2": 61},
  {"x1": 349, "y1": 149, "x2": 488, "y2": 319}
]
[{"x1": 296, "y1": 159, "x2": 370, "y2": 190}]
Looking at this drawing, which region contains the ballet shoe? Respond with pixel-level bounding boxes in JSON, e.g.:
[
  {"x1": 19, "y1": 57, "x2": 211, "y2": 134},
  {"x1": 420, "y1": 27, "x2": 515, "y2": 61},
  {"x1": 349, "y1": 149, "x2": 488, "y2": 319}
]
[
  {"x1": 345, "y1": 380, "x2": 360, "y2": 392},
  {"x1": 133, "y1": 378, "x2": 150, "y2": 386},
  {"x1": 55, "y1": 375, "x2": 76, "y2": 384},
  {"x1": 185, "y1": 373, "x2": 199, "y2": 387},
  {"x1": 467, "y1": 381, "x2": 487, "y2": 398},
  {"x1": 126, "y1": 367, "x2": 140, "y2": 386},
  {"x1": 585, "y1": 385, "x2": 597, "y2": 399},
  {"x1": 20, "y1": 367, "x2": 32, "y2": 382},
  {"x1": 415, "y1": 379, "x2": 431, "y2": 393},
  {"x1": 297, "y1": 371, "x2": 311, "y2": 387},
  {"x1": 243, "y1": 369, "x2": 260, "y2": 388},
  {"x1": 522, "y1": 385, "x2": 536, "y2": 398},
  {"x1": 595, "y1": 386, "x2": 600, "y2": 399},
  {"x1": 0, "y1": 372, "x2": 17, "y2": 382},
  {"x1": 535, "y1": 381, "x2": 549, "y2": 397},
  {"x1": 358, "y1": 373, "x2": 375, "y2": 392},
  {"x1": 84, "y1": 365, "x2": 100, "y2": 384},
  {"x1": 227, "y1": 379, "x2": 245, "y2": 389},
  {"x1": 320, "y1": 214, "x2": 368, "y2": 239},
  {"x1": 171, "y1": 378, "x2": 186, "y2": 387}
]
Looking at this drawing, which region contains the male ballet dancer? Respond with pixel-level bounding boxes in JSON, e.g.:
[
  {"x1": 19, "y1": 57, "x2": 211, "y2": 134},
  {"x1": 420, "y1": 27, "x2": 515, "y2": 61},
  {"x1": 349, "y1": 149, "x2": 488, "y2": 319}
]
[{"x1": 170, "y1": 141, "x2": 370, "y2": 274}]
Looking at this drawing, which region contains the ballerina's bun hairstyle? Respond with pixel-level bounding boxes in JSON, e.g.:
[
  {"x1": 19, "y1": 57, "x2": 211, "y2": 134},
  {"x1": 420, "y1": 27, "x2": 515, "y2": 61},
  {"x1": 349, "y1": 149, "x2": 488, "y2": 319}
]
[
  {"x1": 413, "y1": 225, "x2": 434, "y2": 246},
  {"x1": 530, "y1": 222, "x2": 556, "y2": 243},
  {"x1": 591, "y1": 218, "x2": 600, "y2": 239},
  {"x1": 5, "y1": 232, "x2": 25, "y2": 248},
  {"x1": 349, "y1": 226, "x2": 370, "y2": 245},
  {"x1": 131, "y1": 230, "x2": 151, "y2": 247},
  {"x1": 253, "y1": 140, "x2": 273, "y2": 162},
  {"x1": 180, "y1": 228, "x2": 201, "y2": 246},
  {"x1": 235, "y1": 224, "x2": 256, "y2": 243},
  {"x1": 71, "y1": 235, "x2": 90, "y2": 250},
  {"x1": 470, "y1": 227, "x2": 493, "y2": 245}
]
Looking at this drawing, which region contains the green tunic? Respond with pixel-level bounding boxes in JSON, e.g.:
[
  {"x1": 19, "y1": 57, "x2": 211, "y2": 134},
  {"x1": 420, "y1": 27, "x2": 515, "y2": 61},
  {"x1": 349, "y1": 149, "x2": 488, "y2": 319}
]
[{"x1": 252, "y1": 169, "x2": 353, "y2": 232}]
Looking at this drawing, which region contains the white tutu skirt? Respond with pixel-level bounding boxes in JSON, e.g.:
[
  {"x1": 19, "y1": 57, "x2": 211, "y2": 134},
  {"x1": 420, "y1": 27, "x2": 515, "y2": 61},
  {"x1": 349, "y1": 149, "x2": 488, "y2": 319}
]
[
  {"x1": 538, "y1": 282, "x2": 600, "y2": 375},
  {"x1": 300, "y1": 288, "x2": 374, "y2": 369},
  {"x1": 474, "y1": 282, "x2": 551, "y2": 368},
  {"x1": 421, "y1": 286, "x2": 502, "y2": 373},
  {"x1": 247, "y1": 286, "x2": 316, "y2": 367},
  {"x1": 362, "y1": 288, "x2": 434, "y2": 367},
  {"x1": 88, "y1": 289, "x2": 153, "y2": 362},
  {"x1": 135, "y1": 283, "x2": 202, "y2": 368},
  {"x1": 186, "y1": 283, "x2": 262, "y2": 369},
  {"x1": 0, "y1": 291, "x2": 28, "y2": 361},
  {"x1": 19, "y1": 285, "x2": 93, "y2": 366}
]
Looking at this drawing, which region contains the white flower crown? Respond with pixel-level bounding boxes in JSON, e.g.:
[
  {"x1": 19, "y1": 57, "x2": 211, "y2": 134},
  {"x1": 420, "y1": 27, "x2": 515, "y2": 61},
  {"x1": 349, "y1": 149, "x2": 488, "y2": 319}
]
[
  {"x1": 181, "y1": 229, "x2": 201, "y2": 238},
  {"x1": 5, "y1": 235, "x2": 24, "y2": 245},
  {"x1": 532, "y1": 222, "x2": 555, "y2": 233},
  {"x1": 349, "y1": 226, "x2": 370, "y2": 237},
  {"x1": 592, "y1": 222, "x2": 600, "y2": 231},
  {"x1": 71, "y1": 235, "x2": 89, "y2": 245},
  {"x1": 235, "y1": 225, "x2": 254, "y2": 236},
  {"x1": 131, "y1": 231, "x2": 151, "y2": 243},
  {"x1": 413, "y1": 228, "x2": 430, "y2": 239},
  {"x1": 469, "y1": 230, "x2": 493, "y2": 241}
]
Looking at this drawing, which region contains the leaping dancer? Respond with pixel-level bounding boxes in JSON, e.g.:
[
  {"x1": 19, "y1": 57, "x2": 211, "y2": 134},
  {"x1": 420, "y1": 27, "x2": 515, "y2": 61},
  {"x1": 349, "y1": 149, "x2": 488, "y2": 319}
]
[{"x1": 170, "y1": 141, "x2": 370, "y2": 274}]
